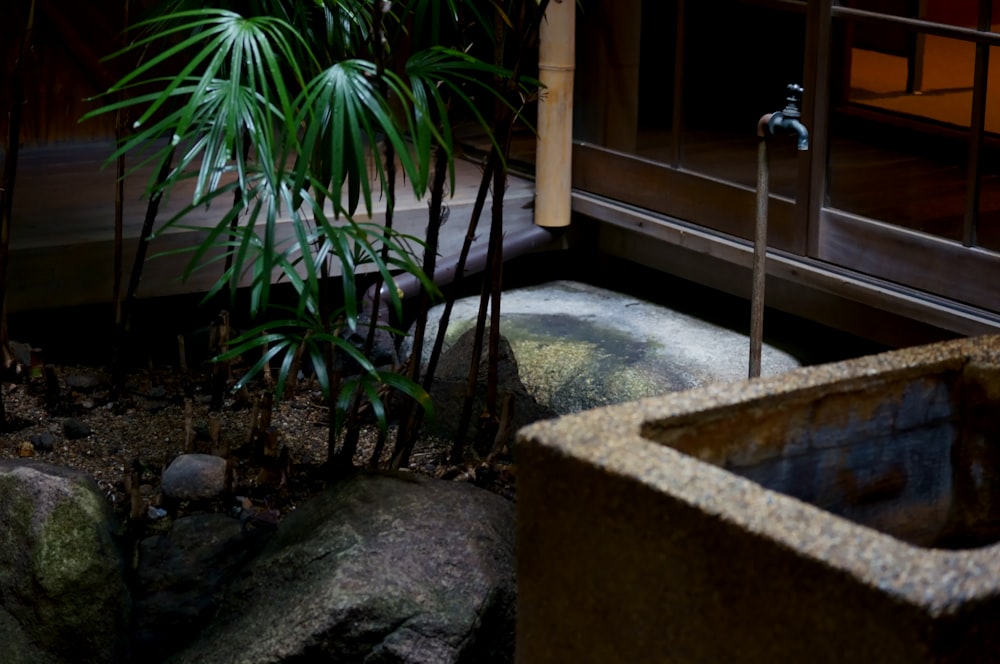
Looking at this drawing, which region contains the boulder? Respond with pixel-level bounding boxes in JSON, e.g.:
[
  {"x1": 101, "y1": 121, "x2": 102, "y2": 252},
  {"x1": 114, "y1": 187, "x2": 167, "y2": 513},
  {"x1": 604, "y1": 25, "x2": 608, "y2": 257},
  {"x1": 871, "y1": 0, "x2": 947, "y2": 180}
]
[
  {"x1": 173, "y1": 472, "x2": 516, "y2": 664},
  {"x1": 409, "y1": 280, "x2": 803, "y2": 415},
  {"x1": 133, "y1": 513, "x2": 270, "y2": 661},
  {"x1": 0, "y1": 460, "x2": 131, "y2": 663},
  {"x1": 426, "y1": 327, "x2": 558, "y2": 449},
  {"x1": 0, "y1": 605, "x2": 61, "y2": 664}
]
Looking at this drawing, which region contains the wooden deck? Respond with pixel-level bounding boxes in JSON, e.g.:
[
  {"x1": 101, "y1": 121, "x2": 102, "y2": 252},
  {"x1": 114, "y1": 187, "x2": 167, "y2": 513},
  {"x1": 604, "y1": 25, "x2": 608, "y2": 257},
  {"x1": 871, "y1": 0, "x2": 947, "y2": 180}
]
[{"x1": 5, "y1": 142, "x2": 536, "y2": 313}]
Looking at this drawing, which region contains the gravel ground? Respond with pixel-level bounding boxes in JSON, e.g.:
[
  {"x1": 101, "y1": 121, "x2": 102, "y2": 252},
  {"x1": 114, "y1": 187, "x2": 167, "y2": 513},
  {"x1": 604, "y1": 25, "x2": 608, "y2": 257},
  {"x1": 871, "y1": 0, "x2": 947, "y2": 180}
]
[{"x1": 0, "y1": 360, "x2": 512, "y2": 532}]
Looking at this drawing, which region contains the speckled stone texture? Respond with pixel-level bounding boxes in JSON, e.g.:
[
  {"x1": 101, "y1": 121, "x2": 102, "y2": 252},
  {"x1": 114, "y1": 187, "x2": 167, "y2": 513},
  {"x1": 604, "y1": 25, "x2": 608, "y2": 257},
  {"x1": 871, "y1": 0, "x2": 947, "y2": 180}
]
[{"x1": 515, "y1": 336, "x2": 1000, "y2": 664}]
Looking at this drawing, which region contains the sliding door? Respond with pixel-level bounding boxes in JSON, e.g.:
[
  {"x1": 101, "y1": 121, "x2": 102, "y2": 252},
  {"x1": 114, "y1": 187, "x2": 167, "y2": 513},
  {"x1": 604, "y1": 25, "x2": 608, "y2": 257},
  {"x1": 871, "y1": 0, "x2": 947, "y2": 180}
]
[
  {"x1": 572, "y1": 0, "x2": 1000, "y2": 316},
  {"x1": 573, "y1": 0, "x2": 808, "y2": 252},
  {"x1": 817, "y1": 0, "x2": 1000, "y2": 311}
]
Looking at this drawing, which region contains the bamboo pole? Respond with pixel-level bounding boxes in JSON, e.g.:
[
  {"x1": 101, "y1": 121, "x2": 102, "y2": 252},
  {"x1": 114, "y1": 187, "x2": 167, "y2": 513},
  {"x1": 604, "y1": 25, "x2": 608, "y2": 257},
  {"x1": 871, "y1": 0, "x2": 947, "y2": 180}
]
[{"x1": 534, "y1": 0, "x2": 575, "y2": 228}]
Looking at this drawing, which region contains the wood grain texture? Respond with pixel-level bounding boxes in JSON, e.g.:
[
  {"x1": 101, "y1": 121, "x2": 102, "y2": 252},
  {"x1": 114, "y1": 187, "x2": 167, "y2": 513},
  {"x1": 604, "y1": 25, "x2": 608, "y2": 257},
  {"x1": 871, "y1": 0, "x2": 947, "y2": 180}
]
[{"x1": 4, "y1": 142, "x2": 535, "y2": 312}]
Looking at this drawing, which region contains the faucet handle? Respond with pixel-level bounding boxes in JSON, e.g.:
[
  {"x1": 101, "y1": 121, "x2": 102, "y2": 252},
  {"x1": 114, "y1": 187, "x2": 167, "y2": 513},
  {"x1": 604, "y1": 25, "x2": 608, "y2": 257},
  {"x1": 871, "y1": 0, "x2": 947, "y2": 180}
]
[{"x1": 783, "y1": 83, "x2": 804, "y2": 118}]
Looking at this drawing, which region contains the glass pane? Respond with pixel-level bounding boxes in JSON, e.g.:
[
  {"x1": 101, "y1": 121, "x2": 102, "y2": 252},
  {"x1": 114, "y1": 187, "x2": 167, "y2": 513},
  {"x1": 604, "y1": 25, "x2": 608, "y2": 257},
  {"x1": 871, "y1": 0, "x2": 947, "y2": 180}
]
[
  {"x1": 975, "y1": 44, "x2": 1000, "y2": 251},
  {"x1": 635, "y1": 0, "x2": 679, "y2": 161},
  {"x1": 979, "y1": 164, "x2": 1000, "y2": 251},
  {"x1": 573, "y1": 0, "x2": 807, "y2": 198},
  {"x1": 574, "y1": 0, "x2": 677, "y2": 154},
  {"x1": 681, "y1": 1, "x2": 806, "y2": 197},
  {"x1": 848, "y1": 33, "x2": 975, "y2": 124},
  {"x1": 828, "y1": 19, "x2": 971, "y2": 240}
]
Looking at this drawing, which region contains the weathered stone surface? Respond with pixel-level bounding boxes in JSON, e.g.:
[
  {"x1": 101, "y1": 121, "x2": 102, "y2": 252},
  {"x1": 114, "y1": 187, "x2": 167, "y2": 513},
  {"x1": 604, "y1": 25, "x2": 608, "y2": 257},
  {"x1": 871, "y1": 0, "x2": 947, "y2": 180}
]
[
  {"x1": 62, "y1": 416, "x2": 93, "y2": 439},
  {"x1": 134, "y1": 513, "x2": 270, "y2": 661},
  {"x1": 516, "y1": 336, "x2": 1000, "y2": 664},
  {"x1": 0, "y1": 461, "x2": 130, "y2": 663},
  {"x1": 427, "y1": 327, "x2": 558, "y2": 447},
  {"x1": 65, "y1": 372, "x2": 104, "y2": 391},
  {"x1": 30, "y1": 431, "x2": 55, "y2": 452},
  {"x1": 161, "y1": 453, "x2": 228, "y2": 501},
  {"x1": 409, "y1": 280, "x2": 802, "y2": 415},
  {"x1": 173, "y1": 472, "x2": 516, "y2": 664},
  {"x1": 0, "y1": 604, "x2": 61, "y2": 664}
]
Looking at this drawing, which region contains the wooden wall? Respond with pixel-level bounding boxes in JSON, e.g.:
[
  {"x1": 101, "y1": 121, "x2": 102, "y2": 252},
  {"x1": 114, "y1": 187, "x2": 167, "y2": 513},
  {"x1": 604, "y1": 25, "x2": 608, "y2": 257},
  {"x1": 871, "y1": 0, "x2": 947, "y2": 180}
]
[{"x1": 1, "y1": 0, "x2": 146, "y2": 146}]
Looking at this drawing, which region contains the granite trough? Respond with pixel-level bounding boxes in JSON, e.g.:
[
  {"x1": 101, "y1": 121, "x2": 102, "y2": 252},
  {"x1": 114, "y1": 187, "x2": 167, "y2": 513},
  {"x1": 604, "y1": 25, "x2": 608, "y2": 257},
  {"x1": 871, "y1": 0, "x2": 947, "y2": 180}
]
[{"x1": 516, "y1": 335, "x2": 1000, "y2": 663}]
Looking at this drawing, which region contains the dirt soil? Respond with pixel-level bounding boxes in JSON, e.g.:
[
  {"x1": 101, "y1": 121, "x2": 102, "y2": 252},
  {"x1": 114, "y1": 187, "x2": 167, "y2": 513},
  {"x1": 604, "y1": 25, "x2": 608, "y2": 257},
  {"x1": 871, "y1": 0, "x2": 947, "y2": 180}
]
[{"x1": 0, "y1": 355, "x2": 514, "y2": 538}]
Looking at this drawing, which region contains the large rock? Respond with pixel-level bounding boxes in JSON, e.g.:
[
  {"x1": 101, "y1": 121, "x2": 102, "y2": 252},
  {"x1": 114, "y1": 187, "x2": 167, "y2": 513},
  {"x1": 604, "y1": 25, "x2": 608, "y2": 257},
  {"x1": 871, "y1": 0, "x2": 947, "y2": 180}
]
[
  {"x1": 0, "y1": 605, "x2": 61, "y2": 664},
  {"x1": 133, "y1": 513, "x2": 270, "y2": 661},
  {"x1": 173, "y1": 472, "x2": 516, "y2": 664},
  {"x1": 426, "y1": 327, "x2": 558, "y2": 447},
  {"x1": 409, "y1": 280, "x2": 803, "y2": 415},
  {"x1": 0, "y1": 461, "x2": 131, "y2": 663}
]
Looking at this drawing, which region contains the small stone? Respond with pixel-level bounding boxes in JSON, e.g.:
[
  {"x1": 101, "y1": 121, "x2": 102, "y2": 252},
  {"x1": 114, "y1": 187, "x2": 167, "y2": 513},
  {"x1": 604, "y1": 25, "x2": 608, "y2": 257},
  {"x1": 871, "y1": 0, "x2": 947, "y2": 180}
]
[
  {"x1": 8, "y1": 340, "x2": 34, "y2": 367},
  {"x1": 66, "y1": 373, "x2": 102, "y2": 391},
  {"x1": 18, "y1": 441, "x2": 34, "y2": 457},
  {"x1": 147, "y1": 506, "x2": 168, "y2": 520},
  {"x1": 148, "y1": 386, "x2": 167, "y2": 400},
  {"x1": 30, "y1": 432, "x2": 55, "y2": 452},
  {"x1": 63, "y1": 418, "x2": 93, "y2": 440},
  {"x1": 161, "y1": 454, "x2": 228, "y2": 502}
]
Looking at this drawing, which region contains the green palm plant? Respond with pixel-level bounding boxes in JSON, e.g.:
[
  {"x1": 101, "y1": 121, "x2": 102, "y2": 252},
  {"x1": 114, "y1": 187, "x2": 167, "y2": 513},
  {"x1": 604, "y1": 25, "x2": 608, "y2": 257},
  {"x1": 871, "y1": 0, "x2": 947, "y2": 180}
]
[{"x1": 83, "y1": 0, "x2": 534, "y2": 474}]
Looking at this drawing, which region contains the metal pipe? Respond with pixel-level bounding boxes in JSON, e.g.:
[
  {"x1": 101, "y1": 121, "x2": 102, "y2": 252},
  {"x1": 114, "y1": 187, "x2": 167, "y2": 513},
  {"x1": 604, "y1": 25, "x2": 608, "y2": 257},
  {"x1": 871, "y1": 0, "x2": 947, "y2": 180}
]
[
  {"x1": 750, "y1": 119, "x2": 771, "y2": 379},
  {"x1": 535, "y1": 0, "x2": 576, "y2": 228},
  {"x1": 751, "y1": 85, "x2": 809, "y2": 379}
]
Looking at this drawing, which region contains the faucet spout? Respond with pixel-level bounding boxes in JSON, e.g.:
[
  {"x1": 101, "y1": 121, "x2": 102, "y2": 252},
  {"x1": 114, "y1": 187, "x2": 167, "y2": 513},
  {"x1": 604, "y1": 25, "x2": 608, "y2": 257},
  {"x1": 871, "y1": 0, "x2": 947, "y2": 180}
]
[
  {"x1": 768, "y1": 112, "x2": 809, "y2": 151},
  {"x1": 757, "y1": 84, "x2": 809, "y2": 151}
]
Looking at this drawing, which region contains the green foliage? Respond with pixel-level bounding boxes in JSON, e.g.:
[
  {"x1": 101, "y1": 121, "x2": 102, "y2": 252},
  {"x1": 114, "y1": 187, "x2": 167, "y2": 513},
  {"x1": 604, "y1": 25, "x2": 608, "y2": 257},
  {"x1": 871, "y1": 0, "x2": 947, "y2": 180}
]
[{"x1": 83, "y1": 0, "x2": 527, "y2": 438}]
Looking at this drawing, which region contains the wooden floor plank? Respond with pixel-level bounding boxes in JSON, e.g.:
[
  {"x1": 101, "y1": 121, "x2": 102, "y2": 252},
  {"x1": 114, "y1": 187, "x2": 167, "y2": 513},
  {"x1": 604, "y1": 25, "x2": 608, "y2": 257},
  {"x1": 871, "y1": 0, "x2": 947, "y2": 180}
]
[{"x1": 5, "y1": 142, "x2": 536, "y2": 312}]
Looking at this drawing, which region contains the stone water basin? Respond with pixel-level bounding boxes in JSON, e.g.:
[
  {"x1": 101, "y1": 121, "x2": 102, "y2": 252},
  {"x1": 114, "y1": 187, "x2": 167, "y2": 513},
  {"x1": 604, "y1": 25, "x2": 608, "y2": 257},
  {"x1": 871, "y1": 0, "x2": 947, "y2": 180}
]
[{"x1": 516, "y1": 336, "x2": 1000, "y2": 663}]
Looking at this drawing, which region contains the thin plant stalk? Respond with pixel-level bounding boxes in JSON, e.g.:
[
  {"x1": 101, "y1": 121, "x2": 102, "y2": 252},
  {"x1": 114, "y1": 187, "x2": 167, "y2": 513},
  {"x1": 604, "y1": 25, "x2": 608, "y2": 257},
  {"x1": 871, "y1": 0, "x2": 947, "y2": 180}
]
[
  {"x1": 481, "y1": 2, "x2": 513, "y2": 439},
  {"x1": 330, "y1": 0, "x2": 396, "y2": 476},
  {"x1": 396, "y1": 0, "x2": 551, "y2": 465},
  {"x1": 111, "y1": 0, "x2": 130, "y2": 397},
  {"x1": 124, "y1": 149, "x2": 175, "y2": 309},
  {"x1": 112, "y1": 147, "x2": 175, "y2": 396},
  {"x1": 390, "y1": 142, "x2": 449, "y2": 470},
  {"x1": 222, "y1": 133, "x2": 251, "y2": 283},
  {"x1": 394, "y1": 147, "x2": 497, "y2": 463},
  {"x1": 451, "y1": 0, "x2": 548, "y2": 462},
  {"x1": 0, "y1": 0, "x2": 36, "y2": 427},
  {"x1": 480, "y1": 132, "x2": 509, "y2": 448}
]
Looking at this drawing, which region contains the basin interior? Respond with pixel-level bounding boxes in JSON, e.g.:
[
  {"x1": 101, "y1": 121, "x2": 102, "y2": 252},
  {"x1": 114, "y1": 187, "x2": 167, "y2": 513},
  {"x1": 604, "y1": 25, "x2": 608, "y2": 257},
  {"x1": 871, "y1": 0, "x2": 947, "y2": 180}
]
[{"x1": 642, "y1": 359, "x2": 1000, "y2": 549}]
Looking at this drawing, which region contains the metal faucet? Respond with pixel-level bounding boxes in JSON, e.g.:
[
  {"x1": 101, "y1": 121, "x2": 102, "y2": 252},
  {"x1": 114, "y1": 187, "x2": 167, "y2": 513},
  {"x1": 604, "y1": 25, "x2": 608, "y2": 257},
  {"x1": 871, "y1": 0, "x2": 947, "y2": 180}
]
[
  {"x1": 757, "y1": 84, "x2": 809, "y2": 151},
  {"x1": 749, "y1": 84, "x2": 809, "y2": 378}
]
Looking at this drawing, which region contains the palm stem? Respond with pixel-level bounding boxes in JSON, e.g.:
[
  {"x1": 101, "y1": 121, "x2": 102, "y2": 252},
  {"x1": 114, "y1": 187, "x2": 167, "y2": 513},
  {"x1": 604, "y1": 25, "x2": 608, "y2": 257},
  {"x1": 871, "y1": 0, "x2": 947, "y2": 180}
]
[
  {"x1": 0, "y1": 0, "x2": 36, "y2": 428},
  {"x1": 391, "y1": 142, "x2": 449, "y2": 469},
  {"x1": 111, "y1": 0, "x2": 130, "y2": 399},
  {"x1": 332, "y1": 0, "x2": 396, "y2": 475}
]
